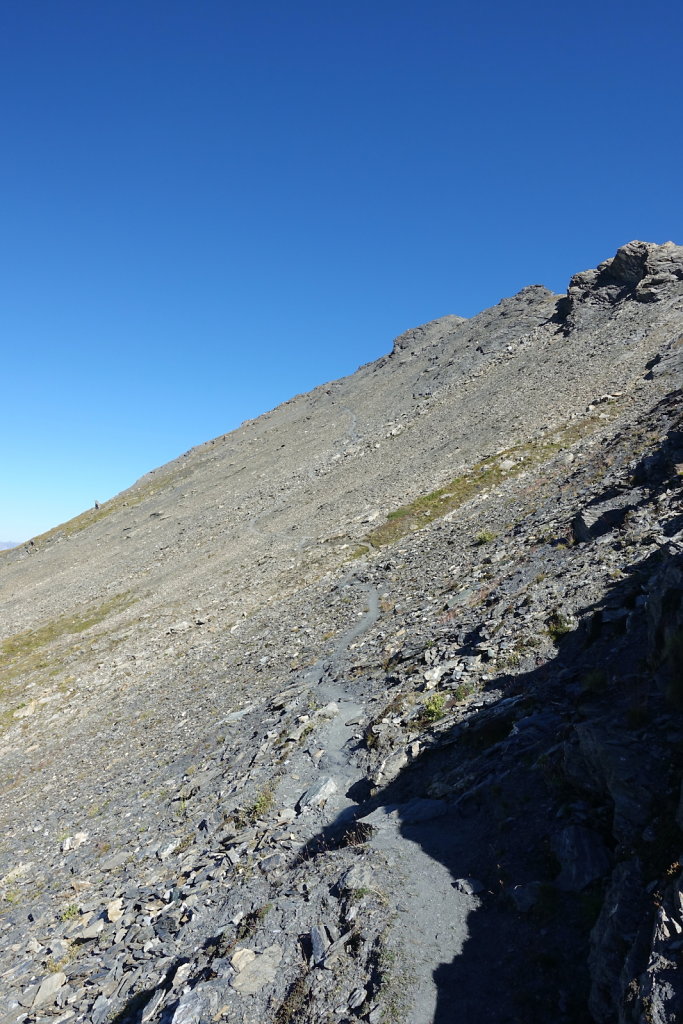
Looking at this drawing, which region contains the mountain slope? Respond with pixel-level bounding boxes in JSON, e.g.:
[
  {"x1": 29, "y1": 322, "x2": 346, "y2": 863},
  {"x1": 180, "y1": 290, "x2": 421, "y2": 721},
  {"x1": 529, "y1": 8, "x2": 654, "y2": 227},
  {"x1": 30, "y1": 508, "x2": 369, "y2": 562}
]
[{"x1": 1, "y1": 241, "x2": 683, "y2": 1024}]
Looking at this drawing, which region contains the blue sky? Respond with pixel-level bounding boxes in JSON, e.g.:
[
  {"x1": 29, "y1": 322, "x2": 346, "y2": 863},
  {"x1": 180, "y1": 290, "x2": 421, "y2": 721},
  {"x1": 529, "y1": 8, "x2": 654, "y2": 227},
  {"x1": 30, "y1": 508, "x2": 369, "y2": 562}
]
[{"x1": 1, "y1": 0, "x2": 681, "y2": 542}]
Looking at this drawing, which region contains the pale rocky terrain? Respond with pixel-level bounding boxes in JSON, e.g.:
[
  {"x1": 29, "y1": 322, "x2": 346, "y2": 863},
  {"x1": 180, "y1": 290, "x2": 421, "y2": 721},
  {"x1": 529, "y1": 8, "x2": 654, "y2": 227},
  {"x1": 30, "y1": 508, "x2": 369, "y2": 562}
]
[{"x1": 1, "y1": 240, "x2": 683, "y2": 1023}]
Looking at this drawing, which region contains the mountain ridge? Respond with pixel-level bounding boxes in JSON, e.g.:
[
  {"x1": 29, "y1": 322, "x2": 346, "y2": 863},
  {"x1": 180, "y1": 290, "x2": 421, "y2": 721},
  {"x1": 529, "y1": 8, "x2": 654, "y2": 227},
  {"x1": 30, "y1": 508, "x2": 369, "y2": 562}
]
[{"x1": 1, "y1": 241, "x2": 683, "y2": 1024}]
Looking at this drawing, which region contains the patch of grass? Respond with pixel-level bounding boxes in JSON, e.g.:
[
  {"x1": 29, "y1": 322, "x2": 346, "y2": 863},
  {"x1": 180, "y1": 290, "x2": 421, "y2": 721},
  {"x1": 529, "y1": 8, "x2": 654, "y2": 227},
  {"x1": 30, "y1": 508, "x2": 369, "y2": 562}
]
[
  {"x1": 351, "y1": 886, "x2": 373, "y2": 899},
  {"x1": 28, "y1": 467, "x2": 189, "y2": 546},
  {"x1": 0, "y1": 593, "x2": 136, "y2": 717},
  {"x1": 175, "y1": 833, "x2": 194, "y2": 855},
  {"x1": 2, "y1": 592, "x2": 136, "y2": 662},
  {"x1": 246, "y1": 785, "x2": 275, "y2": 822},
  {"x1": 451, "y1": 681, "x2": 476, "y2": 702},
  {"x1": 275, "y1": 972, "x2": 309, "y2": 1024},
  {"x1": 367, "y1": 452, "x2": 514, "y2": 547},
  {"x1": 546, "y1": 610, "x2": 573, "y2": 643},
  {"x1": 351, "y1": 885, "x2": 387, "y2": 904},
  {"x1": 364, "y1": 409, "x2": 620, "y2": 549},
  {"x1": 59, "y1": 903, "x2": 80, "y2": 922},
  {"x1": 298, "y1": 723, "x2": 315, "y2": 745},
  {"x1": 87, "y1": 800, "x2": 109, "y2": 819},
  {"x1": 46, "y1": 944, "x2": 77, "y2": 972},
  {"x1": 475, "y1": 530, "x2": 496, "y2": 545},
  {"x1": 421, "y1": 693, "x2": 446, "y2": 723},
  {"x1": 370, "y1": 934, "x2": 412, "y2": 1023},
  {"x1": 235, "y1": 903, "x2": 273, "y2": 943}
]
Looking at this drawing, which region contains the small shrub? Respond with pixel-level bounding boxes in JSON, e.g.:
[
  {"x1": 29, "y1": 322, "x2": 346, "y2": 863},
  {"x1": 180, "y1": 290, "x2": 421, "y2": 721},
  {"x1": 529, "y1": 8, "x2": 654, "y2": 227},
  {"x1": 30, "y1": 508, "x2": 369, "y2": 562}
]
[
  {"x1": 275, "y1": 973, "x2": 309, "y2": 1024},
  {"x1": 546, "y1": 610, "x2": 573, "y2": 643},
  {"x1": 247, "y1": 785, "x2": 275, "y2": 821},
  {"x1": 59, "y1": 903, "x2": 79, "y2": 922},
  {"x1": 452, "y1": 681, "x2": 475, "y2": 702},
  {"x1": 422, "y1": 693, "x2": 446, "y2": 722},
  {"x1": 475, "y1": 530, "x2": 496, "y2": 545},
  {"x1": 238, "y1": 903, "x2": 272, "y2": 938}
]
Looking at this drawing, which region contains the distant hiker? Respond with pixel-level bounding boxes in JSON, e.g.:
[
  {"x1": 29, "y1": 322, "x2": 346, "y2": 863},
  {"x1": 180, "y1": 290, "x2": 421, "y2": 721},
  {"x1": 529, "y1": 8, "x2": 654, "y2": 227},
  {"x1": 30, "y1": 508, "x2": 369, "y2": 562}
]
[{"x1": 94, "y1": 501, "x2": 100, "y2": 510}]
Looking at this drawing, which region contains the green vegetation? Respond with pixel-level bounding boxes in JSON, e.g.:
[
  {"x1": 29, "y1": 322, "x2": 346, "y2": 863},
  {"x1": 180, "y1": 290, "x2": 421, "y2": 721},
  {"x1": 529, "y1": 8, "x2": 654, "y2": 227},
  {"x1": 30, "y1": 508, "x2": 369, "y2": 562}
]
[
  {"x1": 367, "y1": 450, "x2": 518, "y2": 547},
  {"x1": 59, "y1": 903, "x2": 80, "y2": 922},
  {"x1": 234, "y1": 903, "x2": 273, "y2": 943},
  {"x1": 245, "y1": 785, "x2": 275, "y2": 822},
  {"x1": 451, "y1": 681, "x2": 476, "y2": 702},
  {"x1": 546, "y1": 610, "x2": 573, "y2": 643},
  {"x1": 1, "y1": 592, "x2": 135, "y2": 662},
  {"x1": 87, "y1": 800, "x2": 109, "y2": 819},
  {"x1": 364, "y1": 408, "x2": 621, "y2": 549},
  {"x1": 372, "y1": 935, "x2": 412, "y2": 1023},
  {"x1": 0, "y1": 592, "x2": 137, "y2": 732},
  {"x1": 421, "y1": 693, "x2": 446, "y2": 722},
  {"x1": 298, "y1": 722, "x2": 315, "y2": 744},
  {"x1": 29, "y1": 467, "x2": 190, "y2": 546},
  {"x1": 275, "y1": 973, "x2": 309, "y2": 1024},
  {"x1": 475, "y1": 530, "x2": 497, "y2": 545}
]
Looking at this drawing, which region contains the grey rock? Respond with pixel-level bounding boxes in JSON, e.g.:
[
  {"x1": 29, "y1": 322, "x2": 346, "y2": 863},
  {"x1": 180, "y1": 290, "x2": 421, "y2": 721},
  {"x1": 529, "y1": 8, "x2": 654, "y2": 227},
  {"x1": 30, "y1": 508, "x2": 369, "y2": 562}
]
[
  {"x1": 90, "y1": 993, "x2": 111, "y2": 1024},
  {"x1": 32, "y1": 972, "x2": 66, "y2": 1009},
  {"x1": 100, "y1": 852, "x2": 129, "y2": 872},
  {"x1": 259, "y1": 852, "x2": 285, "y2": 872},
  {"x1": 509, "y1": 882, "x2": 543, "y2": 912},
  {"x1": 348, "y1": 986, "x2": 367, "y2": 1009},
  {"x1": 452, "y1": 878, "x2": 486, "y2": 896},
  {"x1": 297, "y1": 777, "x2": 338, "y2": 810},
  {"x1": 588, "y1": 860, "x2": 645, "y2": 1023},
  {"x1": 572, "y1": 490, "x2": 642, "y2": 542},
  {"x1": 551, "y1": 825, "x2": 611, "y2": 891},
  {"x1": 338, "y1": 863, "x2": 376, "y2": 893},
  {"x1": 229, "y1": 944, "x2": 282, "y2": 994},
  {"x1": 138, "y1": 989, "x2": 166, "y2": 1022},
  {"x1": 310, "y1": 924, "x2": 330, "y2": 965}
]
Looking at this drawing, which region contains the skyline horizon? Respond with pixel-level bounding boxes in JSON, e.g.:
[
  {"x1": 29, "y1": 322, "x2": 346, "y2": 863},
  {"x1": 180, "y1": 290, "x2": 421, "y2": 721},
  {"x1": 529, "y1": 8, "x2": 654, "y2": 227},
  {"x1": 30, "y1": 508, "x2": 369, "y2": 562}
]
[
  {"x1": 5, "y1": 234, "x2": 680, "y2": 544},
  {"x1": 2, "y1": 1, "x2": 681, "y2": 541}
]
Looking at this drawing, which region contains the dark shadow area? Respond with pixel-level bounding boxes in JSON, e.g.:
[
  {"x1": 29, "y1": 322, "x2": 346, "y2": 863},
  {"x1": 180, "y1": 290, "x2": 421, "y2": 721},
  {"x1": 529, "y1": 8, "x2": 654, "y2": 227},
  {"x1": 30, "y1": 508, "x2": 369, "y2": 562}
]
[{"x1": 297, "y1": 410, "x2": 683, "y2": 1023}]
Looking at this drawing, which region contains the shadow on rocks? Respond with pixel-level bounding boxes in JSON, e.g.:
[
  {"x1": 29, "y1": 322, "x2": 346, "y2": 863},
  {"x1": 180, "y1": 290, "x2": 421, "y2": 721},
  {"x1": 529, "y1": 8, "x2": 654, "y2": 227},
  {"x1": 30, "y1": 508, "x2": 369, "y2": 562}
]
[{"x1": 298, "y1": 421, "x2": 683, "y2": 1023}]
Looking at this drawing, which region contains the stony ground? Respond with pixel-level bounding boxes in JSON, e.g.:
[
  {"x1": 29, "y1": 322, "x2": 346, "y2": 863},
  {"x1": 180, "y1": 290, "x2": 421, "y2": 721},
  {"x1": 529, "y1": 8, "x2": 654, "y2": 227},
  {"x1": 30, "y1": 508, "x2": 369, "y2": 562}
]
[{"x1": 1, "y1": 241, "x2": 683, "y2": 1024}]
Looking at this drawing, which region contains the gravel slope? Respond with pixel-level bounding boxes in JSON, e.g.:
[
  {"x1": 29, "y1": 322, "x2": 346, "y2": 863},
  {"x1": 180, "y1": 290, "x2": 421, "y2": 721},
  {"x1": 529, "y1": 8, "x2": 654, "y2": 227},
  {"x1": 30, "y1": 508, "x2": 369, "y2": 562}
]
[{"x1": 1, "y1": 240, "x2": 683, "y2": 1024}]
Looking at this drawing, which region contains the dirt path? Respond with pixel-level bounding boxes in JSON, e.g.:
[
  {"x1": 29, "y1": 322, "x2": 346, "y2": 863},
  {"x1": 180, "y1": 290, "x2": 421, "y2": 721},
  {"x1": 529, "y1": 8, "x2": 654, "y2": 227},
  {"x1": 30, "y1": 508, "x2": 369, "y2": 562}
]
[{"x1": 276, "y1": 580, "x2": 475, "y2": 1023}]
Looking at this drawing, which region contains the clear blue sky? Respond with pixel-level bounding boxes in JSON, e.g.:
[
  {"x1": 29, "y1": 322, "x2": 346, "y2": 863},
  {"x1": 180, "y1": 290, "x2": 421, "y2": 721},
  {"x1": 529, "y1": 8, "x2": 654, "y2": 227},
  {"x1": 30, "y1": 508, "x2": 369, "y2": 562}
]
[{"x1": 1, "y1": 0, "x2": 681, "y2": 542}]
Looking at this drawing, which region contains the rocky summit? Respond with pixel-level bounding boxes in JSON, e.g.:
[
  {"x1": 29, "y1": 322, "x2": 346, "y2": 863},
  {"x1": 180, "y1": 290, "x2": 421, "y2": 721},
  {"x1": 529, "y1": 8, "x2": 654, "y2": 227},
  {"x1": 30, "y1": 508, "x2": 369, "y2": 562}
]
[{"x1": 2, "y1": 240, "x2": 683, "y2": 1024}]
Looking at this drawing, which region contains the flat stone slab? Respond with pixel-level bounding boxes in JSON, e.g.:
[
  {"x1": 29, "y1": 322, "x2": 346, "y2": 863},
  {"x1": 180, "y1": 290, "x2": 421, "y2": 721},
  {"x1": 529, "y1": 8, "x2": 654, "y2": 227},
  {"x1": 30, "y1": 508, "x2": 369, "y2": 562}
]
[{"x1": 359, "y1": 798, "x2": 448, "y2": 829}]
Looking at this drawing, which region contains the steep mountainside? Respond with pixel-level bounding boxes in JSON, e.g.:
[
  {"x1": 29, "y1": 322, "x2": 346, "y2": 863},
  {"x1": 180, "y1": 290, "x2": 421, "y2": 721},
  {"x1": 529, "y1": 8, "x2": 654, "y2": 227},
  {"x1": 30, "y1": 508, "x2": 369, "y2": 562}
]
[{"x1": 1, "y1": 241, "x2": 683, "y2": 1024}]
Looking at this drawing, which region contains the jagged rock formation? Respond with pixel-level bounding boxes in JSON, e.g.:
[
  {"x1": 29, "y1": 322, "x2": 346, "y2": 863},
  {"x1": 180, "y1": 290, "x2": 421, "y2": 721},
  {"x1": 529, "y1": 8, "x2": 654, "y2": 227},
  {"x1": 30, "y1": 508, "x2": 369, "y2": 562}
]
[{"x1": 1, "y1": 241, "x2": 682, "y2": 1024}]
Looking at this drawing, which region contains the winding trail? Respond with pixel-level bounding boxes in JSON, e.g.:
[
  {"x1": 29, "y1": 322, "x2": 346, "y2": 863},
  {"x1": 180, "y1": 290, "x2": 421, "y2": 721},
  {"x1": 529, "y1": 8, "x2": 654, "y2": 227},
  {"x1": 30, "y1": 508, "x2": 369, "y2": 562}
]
[{"x1": 276, "y1": 579, "x2": 475, "y2": 1023}]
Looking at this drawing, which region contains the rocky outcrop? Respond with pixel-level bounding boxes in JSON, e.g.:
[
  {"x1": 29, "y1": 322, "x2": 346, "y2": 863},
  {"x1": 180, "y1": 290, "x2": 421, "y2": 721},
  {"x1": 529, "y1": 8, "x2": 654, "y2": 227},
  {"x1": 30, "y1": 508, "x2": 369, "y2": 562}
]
[
  {"x1": 558, "y1": 240, "x2": 683, "y2": 329},
  {"x1": 390, "y1": 314, "x2": 466, "y2": 357}
]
